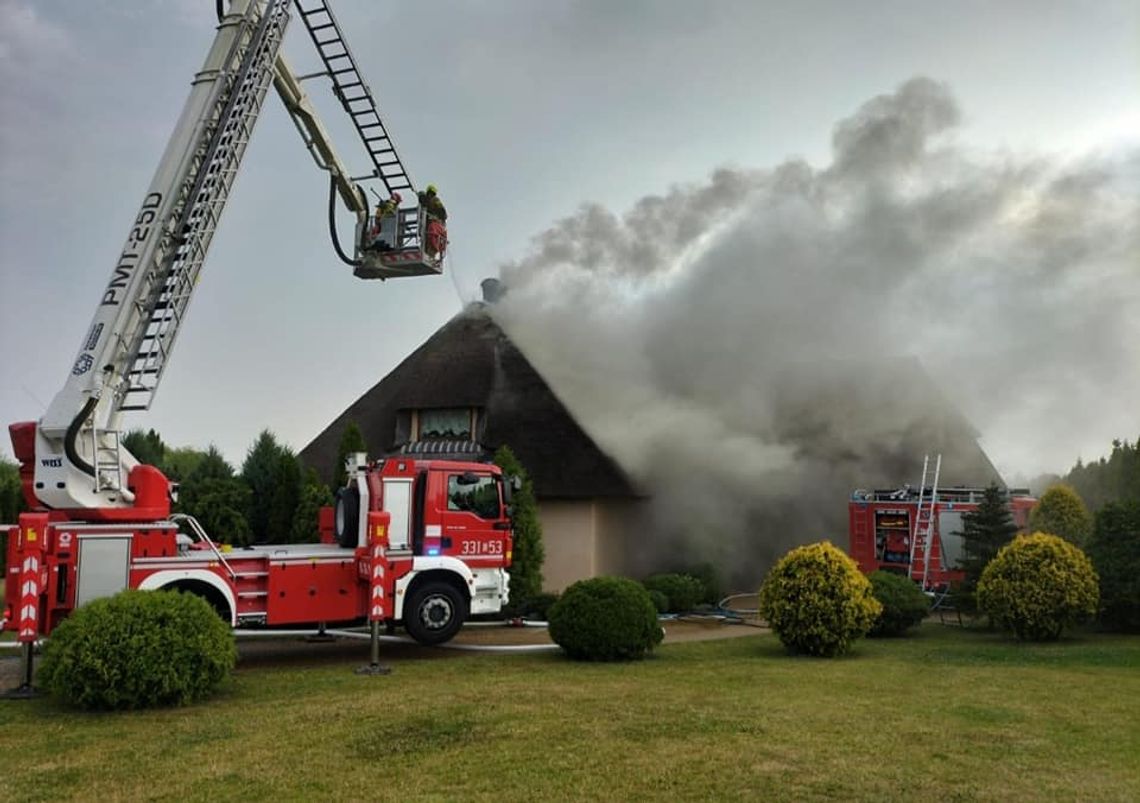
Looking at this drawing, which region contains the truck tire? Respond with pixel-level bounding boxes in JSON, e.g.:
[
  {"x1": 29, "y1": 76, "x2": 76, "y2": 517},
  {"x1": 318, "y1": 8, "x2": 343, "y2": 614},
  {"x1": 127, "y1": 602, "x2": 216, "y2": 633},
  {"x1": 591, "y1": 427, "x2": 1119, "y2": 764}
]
[
  {"x1": 405, "y1": 581, "x2": 467, "y2": 646},
  {"x1": 335, "y1": 486, "x2": 360, "y2": 548}
]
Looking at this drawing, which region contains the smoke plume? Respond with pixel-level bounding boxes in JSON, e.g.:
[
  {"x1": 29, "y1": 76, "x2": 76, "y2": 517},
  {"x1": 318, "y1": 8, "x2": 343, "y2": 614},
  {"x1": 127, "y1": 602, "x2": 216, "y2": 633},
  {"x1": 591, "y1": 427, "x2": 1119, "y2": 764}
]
[{"x1": 490, "y1": 77, "x2": 1140, "y2": 585}]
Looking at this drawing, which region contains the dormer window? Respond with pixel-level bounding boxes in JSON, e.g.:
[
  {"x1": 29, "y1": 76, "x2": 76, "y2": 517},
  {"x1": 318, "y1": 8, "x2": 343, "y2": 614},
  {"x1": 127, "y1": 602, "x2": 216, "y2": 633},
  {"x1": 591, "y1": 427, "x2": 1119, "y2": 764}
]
[{"x1": 414, "y1": 408, "x2": 476, "y2": 441}]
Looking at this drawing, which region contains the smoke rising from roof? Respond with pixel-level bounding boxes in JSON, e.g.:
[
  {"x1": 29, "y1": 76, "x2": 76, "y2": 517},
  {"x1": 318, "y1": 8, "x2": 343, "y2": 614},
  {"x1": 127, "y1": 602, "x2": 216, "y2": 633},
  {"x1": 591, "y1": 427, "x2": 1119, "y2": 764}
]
[{"x1": 488, "y1": 77, "x2": 1139, "y2": 584}]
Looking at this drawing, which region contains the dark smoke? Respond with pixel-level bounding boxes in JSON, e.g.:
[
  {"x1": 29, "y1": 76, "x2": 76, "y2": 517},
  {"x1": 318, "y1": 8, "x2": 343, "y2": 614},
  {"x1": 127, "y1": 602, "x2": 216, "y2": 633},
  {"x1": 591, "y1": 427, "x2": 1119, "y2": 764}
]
[{"x1": 490, "y1": 77, "x2": 1140, "y2": 586}]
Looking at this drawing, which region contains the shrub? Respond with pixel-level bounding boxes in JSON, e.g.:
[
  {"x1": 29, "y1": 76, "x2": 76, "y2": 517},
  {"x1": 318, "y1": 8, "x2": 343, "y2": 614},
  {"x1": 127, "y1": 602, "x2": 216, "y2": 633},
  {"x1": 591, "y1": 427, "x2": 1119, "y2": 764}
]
[
  {"x1": 758, "y1": 541, "x2": 881, "y2": 657},
  {"x1": 38, "y1": 589, "x2": 236, "y2": 710},
  {"x1": 1085, "y1": 502, "x2": 1140, "y2": 632},
  {"x1": 680, "y1": 562, "x2": 724, "y2": 606},
  {"x1": 647, "y1": 589, "x2": 669, "y2": 614},
  {"x1": 1028, "y1": 484, "x2": 1093, "y2": 546},
  {"x1": 548, "y1": 576, "x2": 663, "y2": 661},
  {"x1": 642, "y1": 573, "x2": 705, "y2": 613},
  {"x1": 867, "y1": 570, "x2": 930, "y2": 637},
  {"x1": 977, "y1": 532, "x2": 1099, "y2": 641},
  {"x1": 520, "y1": 592, "x2": 561, "y2": 621}
]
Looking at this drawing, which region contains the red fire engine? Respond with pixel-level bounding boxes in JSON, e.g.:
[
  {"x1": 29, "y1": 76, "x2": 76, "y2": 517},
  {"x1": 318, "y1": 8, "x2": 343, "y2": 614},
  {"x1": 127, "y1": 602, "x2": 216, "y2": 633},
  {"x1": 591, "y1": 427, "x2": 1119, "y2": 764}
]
[
  {"x1": 848, "y1": 479, "x2": 1035, "y2": 591},
  {"x1": 2, "y1": 0, "x2": 508, "y2": 684}
]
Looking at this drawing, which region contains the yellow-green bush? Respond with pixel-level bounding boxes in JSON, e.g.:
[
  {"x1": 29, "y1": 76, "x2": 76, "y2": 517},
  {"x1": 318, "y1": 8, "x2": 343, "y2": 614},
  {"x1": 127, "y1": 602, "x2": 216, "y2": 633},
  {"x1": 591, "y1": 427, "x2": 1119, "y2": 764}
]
[
  {"x1": 758, "y1": 541, "x2": 882, "y2": 657},
  {"x1": 977, "y1": 532, "x2": 1099, "y2": 641}
]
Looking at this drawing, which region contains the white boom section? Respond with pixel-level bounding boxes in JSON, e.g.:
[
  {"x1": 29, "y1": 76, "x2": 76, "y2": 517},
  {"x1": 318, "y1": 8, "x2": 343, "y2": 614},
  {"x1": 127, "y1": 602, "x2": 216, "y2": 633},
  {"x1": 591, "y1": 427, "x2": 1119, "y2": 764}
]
[
  {"x1": 34, "y1": 0, "x2": 290, "y2": 510},
  {"x1": 272, "y1": 53, "x2": 368, "y2": 218}
]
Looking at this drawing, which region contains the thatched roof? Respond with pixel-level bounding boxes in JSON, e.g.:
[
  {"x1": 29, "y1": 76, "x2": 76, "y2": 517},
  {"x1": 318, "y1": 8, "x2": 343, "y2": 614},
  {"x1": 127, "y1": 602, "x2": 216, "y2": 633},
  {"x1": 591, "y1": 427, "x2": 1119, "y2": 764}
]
[{"x1": 299, "y1": 305, "x2": 639, "y2": 499}]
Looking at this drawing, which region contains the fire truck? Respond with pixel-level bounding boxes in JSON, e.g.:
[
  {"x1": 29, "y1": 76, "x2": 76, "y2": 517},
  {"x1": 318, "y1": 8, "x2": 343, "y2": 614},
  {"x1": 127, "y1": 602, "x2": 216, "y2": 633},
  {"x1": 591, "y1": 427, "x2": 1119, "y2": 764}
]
[
  {"x1": 847, "y1": 456, "x2": 1035, "y2": 591},
  {"x1": 2, "y1": 0, "x2": 511, "y2": 668}
]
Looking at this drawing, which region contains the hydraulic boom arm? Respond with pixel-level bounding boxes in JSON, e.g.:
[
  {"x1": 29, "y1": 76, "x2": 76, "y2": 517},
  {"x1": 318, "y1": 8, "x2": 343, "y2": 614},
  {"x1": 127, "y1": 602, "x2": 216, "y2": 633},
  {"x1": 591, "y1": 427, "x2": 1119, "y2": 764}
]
[{"x1": 14, "y1": 0, "x2": 436, "y2": 520}]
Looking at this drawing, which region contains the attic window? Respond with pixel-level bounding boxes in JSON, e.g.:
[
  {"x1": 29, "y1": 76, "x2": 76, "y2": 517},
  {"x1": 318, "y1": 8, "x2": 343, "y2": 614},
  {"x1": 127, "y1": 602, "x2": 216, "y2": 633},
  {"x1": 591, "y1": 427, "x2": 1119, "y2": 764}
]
[{"x1": 415, "y1": 408, "x2": 475, "y2": 441}]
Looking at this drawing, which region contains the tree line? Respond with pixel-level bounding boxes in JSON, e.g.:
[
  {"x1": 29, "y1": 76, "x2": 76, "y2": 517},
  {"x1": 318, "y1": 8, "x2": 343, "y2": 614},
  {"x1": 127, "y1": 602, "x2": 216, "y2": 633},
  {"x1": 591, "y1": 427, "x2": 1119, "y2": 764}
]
[
  {"x1": 122, "y1": 428, "x2": 333, "y2": 546},
  {"x1": 1063, "y1": 436, "x2": 1140, "y2": 512},
  {"x1": 955, "y1": 436, "x2": 1139, "y2": 631}
]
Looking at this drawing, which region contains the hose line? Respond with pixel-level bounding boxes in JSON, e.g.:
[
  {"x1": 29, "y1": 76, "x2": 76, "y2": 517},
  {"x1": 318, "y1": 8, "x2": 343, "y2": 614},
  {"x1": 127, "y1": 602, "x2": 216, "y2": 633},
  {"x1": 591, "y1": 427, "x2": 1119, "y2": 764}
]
[{"x1": 328, "y1": 175, "x2": 361, "y2": 267}]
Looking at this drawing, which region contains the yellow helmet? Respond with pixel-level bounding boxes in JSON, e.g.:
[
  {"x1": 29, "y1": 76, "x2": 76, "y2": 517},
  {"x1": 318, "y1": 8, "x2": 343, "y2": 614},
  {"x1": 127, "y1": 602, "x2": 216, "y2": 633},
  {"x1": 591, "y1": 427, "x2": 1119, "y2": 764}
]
[{"x1": 426, "y1": 184, "x2": 438, "y2": 195}]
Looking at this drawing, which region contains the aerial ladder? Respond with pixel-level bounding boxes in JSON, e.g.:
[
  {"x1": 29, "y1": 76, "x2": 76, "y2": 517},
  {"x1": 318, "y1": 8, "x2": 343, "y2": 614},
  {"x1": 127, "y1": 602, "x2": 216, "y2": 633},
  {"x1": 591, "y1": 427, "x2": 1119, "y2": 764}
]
[
  {"x1": 908, "y1": 453, "x2": 942, "y2": 591},
  {"x1": 8, "y1": 0, "x2": 445, "y2": 522}
]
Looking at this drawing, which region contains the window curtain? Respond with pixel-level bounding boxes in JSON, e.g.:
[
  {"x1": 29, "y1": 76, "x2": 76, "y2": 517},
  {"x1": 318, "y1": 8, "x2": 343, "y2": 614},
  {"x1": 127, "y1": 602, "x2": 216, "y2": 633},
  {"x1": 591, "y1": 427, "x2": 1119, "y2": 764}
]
[{"x1": 419, "y1": 408, "x2": 471, "y2": 440}]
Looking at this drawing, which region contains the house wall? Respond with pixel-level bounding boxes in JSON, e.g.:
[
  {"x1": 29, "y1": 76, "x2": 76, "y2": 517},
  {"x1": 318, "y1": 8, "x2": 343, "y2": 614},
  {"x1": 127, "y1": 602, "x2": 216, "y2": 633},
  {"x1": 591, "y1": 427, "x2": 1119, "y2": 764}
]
[
  {"x1": 538, "y1": 500, "x2": 597, "y2": 592},
  {"x1": 537, "y1": 498, "x2": 651, "y2": 591},
  {"x1": 594, "y1": 499, "x2": 647, "y2": 578}
]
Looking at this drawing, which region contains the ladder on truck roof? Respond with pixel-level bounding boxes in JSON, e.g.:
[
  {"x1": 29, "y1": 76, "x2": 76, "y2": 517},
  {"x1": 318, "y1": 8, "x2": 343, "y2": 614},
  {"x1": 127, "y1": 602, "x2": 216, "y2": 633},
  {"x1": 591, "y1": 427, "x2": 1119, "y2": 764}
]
[
  {"x1": 117, "y1": 0, "x2": 291, "y2": 415},
  {"x1": 908, "y1": 453, "x2": 942, "y2": 591},
  {"x1": 293, "y1": 0, "x2": 415, "y2": 195}
]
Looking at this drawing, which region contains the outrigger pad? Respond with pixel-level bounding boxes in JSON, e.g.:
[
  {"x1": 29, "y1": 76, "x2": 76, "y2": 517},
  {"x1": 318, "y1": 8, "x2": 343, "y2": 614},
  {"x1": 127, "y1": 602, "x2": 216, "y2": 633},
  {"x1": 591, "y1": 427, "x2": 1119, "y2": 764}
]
[{"x1": 355, "y1": 248, "x2": 443, "y2": 280}]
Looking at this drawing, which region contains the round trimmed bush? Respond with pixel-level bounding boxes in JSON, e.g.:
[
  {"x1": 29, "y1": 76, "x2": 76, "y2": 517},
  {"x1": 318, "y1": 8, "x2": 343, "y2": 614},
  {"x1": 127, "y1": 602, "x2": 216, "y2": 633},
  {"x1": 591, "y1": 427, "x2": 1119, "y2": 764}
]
[
  {"x1": 682, "y1": 562, "x2": 725, "y2": 606},
  {"x1": 867, "y1": 570, "x2": 930, "y2": 637},
  {"x1": 38, "y1": 589, "x2": 236, "y2": 710},
  {"x1": 548, "y1": 576, "x2": 663, "y2": 661},
  {"x1": 758, "y1": 541, "x2": 882, "y2": 657},
  {"x1": 977, "y1": 532, "x2": 1099, "y2": 641},
  {"x1": 642, "y1": 573, "x2": 705, "y2": 613}
]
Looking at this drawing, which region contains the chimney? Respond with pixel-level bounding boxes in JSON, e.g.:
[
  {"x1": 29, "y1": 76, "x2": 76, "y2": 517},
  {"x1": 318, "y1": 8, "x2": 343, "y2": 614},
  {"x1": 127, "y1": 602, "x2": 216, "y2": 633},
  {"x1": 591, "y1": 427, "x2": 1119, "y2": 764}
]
[{"x1": 481, "y1": 277, "x2": 505, "y2": 303}]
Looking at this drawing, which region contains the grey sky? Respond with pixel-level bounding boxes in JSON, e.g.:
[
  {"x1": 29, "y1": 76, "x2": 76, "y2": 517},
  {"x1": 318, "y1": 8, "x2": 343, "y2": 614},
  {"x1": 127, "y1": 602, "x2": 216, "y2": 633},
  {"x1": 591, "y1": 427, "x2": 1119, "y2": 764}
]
[{"x1": 1, "y1": 0, "x2": 1137, "y2": 479}]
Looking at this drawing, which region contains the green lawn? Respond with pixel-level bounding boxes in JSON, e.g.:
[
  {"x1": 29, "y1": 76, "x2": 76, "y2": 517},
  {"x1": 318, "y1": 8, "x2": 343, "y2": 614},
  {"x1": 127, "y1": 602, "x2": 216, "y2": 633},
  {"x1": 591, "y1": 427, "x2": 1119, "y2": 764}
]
[{"x1": 1, "y1": 624, "x2": 1138, "y2": 802}]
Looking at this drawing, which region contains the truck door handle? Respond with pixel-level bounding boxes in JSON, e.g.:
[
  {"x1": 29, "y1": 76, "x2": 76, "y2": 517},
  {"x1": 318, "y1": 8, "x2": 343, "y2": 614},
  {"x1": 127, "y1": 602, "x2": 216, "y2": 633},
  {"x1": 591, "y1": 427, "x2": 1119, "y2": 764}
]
[{"x1": 493, "y1": 521, "x2": 511, "y2": 530}]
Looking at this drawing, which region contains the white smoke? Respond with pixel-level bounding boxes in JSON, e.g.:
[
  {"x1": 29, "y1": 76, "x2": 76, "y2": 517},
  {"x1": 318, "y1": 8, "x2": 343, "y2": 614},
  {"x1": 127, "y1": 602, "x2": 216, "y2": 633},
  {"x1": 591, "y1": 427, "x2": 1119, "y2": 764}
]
[{"x1": 491, "y1": 77, "x2": 1140, "y2": 583}]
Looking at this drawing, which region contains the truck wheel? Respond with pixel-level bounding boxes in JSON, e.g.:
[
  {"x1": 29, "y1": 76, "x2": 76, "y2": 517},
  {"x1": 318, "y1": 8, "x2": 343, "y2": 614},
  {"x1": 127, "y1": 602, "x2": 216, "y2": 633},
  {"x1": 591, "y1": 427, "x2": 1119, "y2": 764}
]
[
  {"x1": 405, "y1": 581, "x2": 467, "y2": 646},
  {"x1": 335, "y1": 487, "x2": 360, "y2": 548}
]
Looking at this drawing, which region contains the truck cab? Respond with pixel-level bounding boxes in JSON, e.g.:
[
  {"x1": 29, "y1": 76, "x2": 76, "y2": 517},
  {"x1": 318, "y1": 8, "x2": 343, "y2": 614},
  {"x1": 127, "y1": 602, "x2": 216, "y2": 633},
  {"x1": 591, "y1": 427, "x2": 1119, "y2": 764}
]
[{"x1": 333, "y1": 454, "x2": 513, "y2": 643}]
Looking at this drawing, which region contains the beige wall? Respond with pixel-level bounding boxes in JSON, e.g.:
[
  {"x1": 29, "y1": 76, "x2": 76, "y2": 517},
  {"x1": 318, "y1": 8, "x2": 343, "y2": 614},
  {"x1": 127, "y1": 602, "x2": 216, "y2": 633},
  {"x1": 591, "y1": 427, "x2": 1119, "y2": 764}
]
[
  {"x1": 538, "y1": 500, "x2": 596, "y2": 592},
  {"x1": 538, "y1": 498, "x2": 650, "y2": 591}
]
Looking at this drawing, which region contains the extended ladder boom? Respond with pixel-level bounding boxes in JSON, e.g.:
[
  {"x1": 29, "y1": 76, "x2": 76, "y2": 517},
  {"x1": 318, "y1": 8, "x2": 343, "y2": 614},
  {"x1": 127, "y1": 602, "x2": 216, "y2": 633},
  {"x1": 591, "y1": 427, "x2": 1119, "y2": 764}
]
[
  {"x1": 33, "y1": 0, "x2": 290, "y2": 511},
  {"x1": 21, "y1": 0, "x2": 437, "y2": 517}
]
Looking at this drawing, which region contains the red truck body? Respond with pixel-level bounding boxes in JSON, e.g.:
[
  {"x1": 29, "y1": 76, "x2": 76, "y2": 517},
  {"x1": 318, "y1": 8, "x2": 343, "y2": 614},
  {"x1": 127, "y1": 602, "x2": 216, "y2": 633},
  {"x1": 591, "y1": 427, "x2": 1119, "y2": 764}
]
[
  {"x1": 3, "y1": 455, "x2": 512, "y2": 646},
  {"x1": 848, "y1": 485, "x2": 1035, "y2": 588}
]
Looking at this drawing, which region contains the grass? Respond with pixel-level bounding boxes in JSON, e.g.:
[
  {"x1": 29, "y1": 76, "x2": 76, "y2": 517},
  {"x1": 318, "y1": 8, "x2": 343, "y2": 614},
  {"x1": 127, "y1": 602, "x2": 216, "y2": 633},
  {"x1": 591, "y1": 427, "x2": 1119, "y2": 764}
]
[{"x1": 1, "y1": 624, "x2": 1138, "y2": 802}]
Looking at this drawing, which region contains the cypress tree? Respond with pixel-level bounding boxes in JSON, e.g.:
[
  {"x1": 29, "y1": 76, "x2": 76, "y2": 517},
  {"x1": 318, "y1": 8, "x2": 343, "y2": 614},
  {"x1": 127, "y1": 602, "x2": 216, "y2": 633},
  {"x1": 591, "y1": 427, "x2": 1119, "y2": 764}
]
[
  {"x1": 177, "y1": 447, "x2": 251, "y2": 545},
  {"x1": 955, "y1": 483, "x2": 1019, "y2": 611},
  {"x1": 493, "y1": 445, "x2": 544, "y2": 609},
  {"x1": 291, "y1": 468, "x2": 334, "y2": 543},
  {"x1": 241, "y1": 430, "x2": 288, "y2": 544},
  {"x1": 122, "y1": 428, "x2": 167, "y2": 469},
  {"x1": 266, "y1": 451, "x2": 302, "y2": 544},
  {"x1": 333, "y1": 422, "x2": 368, "y2": 490}
]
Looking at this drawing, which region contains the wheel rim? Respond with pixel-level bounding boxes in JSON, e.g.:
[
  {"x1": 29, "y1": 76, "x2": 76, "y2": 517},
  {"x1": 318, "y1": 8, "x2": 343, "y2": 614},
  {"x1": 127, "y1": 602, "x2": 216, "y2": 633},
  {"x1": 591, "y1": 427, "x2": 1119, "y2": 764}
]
[{"x1": 419, "y1": 594, "x2": 454, "y2": 631}]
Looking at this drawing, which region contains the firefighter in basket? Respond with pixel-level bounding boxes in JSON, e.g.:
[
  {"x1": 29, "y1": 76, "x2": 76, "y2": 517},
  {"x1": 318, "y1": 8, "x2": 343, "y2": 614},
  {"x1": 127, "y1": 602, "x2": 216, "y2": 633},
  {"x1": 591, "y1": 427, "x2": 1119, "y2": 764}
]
[
  {"x1": 418, "y1": 183, "x2": 447, "y2": 259},
  {"x1": 368, "y1": 191, "x2": 401, "y2": 251}
]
